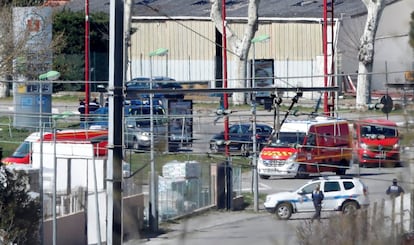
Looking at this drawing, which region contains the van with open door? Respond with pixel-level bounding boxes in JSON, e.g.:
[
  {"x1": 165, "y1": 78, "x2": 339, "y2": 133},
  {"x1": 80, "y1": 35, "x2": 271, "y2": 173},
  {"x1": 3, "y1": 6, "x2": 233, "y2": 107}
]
[{"x1": 258, "y1": 117, "x2": 352, "y2": 179}]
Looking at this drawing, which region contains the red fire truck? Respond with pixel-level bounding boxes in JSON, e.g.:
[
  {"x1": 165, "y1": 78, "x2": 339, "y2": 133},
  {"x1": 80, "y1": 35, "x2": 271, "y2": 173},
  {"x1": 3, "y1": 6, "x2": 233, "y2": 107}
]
[{"x1": 1, "y1": 129, "x2": 108, "y2": 165}]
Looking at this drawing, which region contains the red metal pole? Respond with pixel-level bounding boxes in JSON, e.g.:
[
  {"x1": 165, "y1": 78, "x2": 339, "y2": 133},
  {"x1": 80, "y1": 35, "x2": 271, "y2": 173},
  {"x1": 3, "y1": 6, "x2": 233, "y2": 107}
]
[
  {"x1": 85, "y1": 0, "x2": 90, "y2": 115},
  {"x1": 323, "y1": 0, "x2": 328, "y2": 115},
  {"x1": 330, "y1": 4, "x2": 335, "y2": 116},
  {"x1": 222, "y1": 0, "x2": 229, "y2": 156}
]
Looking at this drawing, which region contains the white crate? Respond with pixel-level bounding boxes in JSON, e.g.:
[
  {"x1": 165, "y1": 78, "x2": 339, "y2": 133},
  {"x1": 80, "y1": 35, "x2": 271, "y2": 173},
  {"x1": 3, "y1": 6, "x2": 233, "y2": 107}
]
[{"x1": 162, "y1": 160, "x2": 201, "y2": 179}]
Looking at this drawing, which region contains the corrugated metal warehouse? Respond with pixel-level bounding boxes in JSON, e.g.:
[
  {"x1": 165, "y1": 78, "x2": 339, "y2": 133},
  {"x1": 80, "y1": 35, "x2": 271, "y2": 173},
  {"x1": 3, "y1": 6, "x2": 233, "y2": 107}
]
[{"x1": 67, "y1": 0, "x2": 414, "y2": 100}]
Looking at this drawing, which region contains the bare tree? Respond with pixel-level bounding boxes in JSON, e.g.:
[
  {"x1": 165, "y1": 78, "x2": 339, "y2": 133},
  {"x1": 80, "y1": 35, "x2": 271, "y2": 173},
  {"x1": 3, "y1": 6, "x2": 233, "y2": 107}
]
[
  {"x1": 356, "y1": 0, "x2": 385, "y2": 110},
  {"x1": 0, "y1": 5, "x2": 65, "y2": 98},
  {"x1": 0, "y1": 5, "x2": 27, "y2": 98},
  {"x1": 210, "y1": 0, "x2": 260, "y2": 105}
]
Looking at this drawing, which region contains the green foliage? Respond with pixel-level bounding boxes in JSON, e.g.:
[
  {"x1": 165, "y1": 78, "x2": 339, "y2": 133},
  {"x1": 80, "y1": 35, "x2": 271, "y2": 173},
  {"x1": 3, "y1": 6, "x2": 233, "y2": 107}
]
[
  {"x1": 89, "y1": 12, "x2": 110, "y2": 53},
  {"x1": 241, "y1": 192, "x2": 267, "y2": 208},
  {"x1": 52, "y1": 9, "x2": 109, "y2": 89},
  {"x1": 0, "y1": 0, "x2": 43, "y2": 7},
  {"x1": 53, "y1": 54, "x2": 84, "y2": 91},
  {"x1": 0, "y1": 167, "x2": 40, "y2": 245},
  {"x1": 53, "y1": 9, "x2": 109, "y2": 54},
  {"x1": 410, "y1": 11, "x2": 414, "y2": 49},
  {"x1": 53, "y1": 10, "x2": 85, "y2": 55}
]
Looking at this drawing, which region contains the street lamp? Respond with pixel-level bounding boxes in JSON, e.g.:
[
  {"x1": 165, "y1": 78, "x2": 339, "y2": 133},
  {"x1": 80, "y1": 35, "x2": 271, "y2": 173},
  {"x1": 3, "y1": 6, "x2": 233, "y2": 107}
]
[
  {"x1": 38, "y1": 70, "x2": 60, "y2": 245},
  {"x1": 148, "y1": 48, "x2": 168, "y2": 232},
  {"x1": 149, "y1": 48, "x2": 169, "y2": 77},
  {"x1": 251, "y1": 34, "x2": 270, "y2": 212},
  {"x1": 38, "y1": 70, "x2": 61, "y2": 81}
]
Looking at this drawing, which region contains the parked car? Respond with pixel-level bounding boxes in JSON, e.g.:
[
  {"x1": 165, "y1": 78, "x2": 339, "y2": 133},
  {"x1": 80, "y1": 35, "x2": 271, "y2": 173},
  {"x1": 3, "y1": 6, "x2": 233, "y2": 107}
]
[
  {"x1": 209, "y1": 123, "x2": 273, "y2": 156},
  {"x1": 88, "y1": 103, "x2": 167, "y2": 151},
  {"x1": 152, "y1": 76, "x2": 184, "y2": 100},
  {"x1": 124, "y1": 104, "x2": 168, "y2": 151},
  {"x1": 125, "y1": 77, "x2": 162, "y2": 100},
  {"x1": 264, "y1": 176, "x2": 370, "y2": 220},
  {"x1": 125, "y1": 76, "x2": 184, "y2": 100}
]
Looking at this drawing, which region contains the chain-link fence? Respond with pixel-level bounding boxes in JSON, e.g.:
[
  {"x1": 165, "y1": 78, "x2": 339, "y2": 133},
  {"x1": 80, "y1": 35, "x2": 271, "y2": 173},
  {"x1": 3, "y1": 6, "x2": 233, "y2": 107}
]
[{"x1": 156, "y1": 161, "x2": 242, "y2": 222}]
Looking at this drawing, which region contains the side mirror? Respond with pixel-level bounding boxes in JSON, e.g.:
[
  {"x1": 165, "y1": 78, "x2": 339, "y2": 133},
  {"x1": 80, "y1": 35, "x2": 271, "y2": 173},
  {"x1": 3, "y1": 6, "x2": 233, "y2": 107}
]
[
  {"x1": 123, "y1": 161, "x2": 131, "y2": 178},
  {"x1": 298, "y1": 190, "x2": 306, "y2": 195},
  {"x1": 303, "y1": 145, "x2": 312, "y2": 151}
]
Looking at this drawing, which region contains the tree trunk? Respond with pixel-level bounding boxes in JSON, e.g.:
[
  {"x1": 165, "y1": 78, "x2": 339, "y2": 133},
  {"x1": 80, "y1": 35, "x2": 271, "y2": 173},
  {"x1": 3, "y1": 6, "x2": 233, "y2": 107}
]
[
  {"x1": 0, "y1": 75, "x2": 10, "y2": 98},
  {"x1": 0, "y1": 82, "x2": 8, "y2": 98},
  {"x1": 356, "y1": 0, "x2": 385, "y2": 110},
  {"x1": 232, "y1": 58, "x2": 248, "y2": 105},
  {"x1": 210, "y1": 0, "x2": 260, "y2": 105},
  {"x1": 356, "y1": 62, "x2": 371, "y2": 109}
]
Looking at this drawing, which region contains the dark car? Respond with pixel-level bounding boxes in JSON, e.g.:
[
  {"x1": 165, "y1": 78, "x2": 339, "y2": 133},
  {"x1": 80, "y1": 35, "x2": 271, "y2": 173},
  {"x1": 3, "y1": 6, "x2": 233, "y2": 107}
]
[
  {"x1": 209, "y1": 123, "x2": 273, "y2": 156},
  {"x1": 125, "y1": 76, "x2": 184, "y2": 100},
  {"x1": 152, "y1": 76, "x2": 184, "y2": 99},
  {"x1": 125, "y1": 77, "x2": 162, "y2": 100}
]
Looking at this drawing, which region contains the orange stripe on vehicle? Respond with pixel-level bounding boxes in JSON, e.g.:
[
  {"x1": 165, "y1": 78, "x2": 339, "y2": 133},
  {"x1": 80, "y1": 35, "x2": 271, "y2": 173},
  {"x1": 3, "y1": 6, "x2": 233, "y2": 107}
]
[{"x1": 261, "y1": 151, "x2": 293, "y2": 157}]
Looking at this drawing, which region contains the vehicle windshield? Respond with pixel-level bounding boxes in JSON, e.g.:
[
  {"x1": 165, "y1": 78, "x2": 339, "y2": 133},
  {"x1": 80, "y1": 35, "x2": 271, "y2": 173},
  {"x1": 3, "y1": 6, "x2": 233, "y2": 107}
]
[
  {"x1": 11, "y1": 141, "x2": 31, "y2": 158},
  {"x1": 271, "y1": 132, "x2": 306, "y2": 146},
  {"x1": 129, "y1": 107, "x2": 165, "y2": 116},
  {"x1": 135, "y1": 119, "x2": 151, "y2": 127},
  {"x1": 360, "y1": 125, "x2": 397, "y2": 138},
  {"x1": 126, "y1": 106, "x2": 166, "y2": 128}
]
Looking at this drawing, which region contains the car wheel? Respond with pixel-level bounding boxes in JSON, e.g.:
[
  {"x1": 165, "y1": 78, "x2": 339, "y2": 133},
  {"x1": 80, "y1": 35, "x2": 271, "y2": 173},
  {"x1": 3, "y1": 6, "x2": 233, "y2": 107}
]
[
  {"x1": 259, "y1": 175, "x2": 270, "y2": 180},
  {"x1": 295, "y1": 164, "x2": 309, "y2": 179},
  {"x1": 335, "y1": 160, "x2": 348, "y2": 175},
  {"x1": 132, "y1": 138, "x2": 140, "y2": 151},
  {"x1": 275, "y1": 202, "x2": 292, "y2": 220},
  {"x1": 342, "y1": 201, "x2": 358, "y2": 215},
  {"x1": 352, "y1": 152, "x2": 359, "y2": 166},
  {"x1": 335, "y1": 167, "x2": 346, "y2": 176},
  {"x1": 240, "y1": 144, "x2": 250, "y2": 157},
  {"x1": 210, "y1": 142, "x2": 219, "y2": 153},
  {"x1": 168, "y1": 142, "x2": 179, "y2": 152}
]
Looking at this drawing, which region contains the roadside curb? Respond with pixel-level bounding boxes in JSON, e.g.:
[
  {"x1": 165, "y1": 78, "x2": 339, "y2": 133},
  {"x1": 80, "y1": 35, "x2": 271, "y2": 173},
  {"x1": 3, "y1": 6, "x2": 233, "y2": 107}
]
[{"x1": 130, "y1": 208, "x2": 268, "y2": 244}]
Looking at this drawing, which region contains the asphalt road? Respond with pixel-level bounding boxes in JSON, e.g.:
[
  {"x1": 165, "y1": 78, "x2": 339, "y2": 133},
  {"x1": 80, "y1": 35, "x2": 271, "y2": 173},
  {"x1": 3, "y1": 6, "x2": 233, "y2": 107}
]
[
  {"x1": 3, "y1": 96, "x2": 413, "y2": 244},
  {"x1": 129, "y1": 165, "x2": 413, "y2": 245}
]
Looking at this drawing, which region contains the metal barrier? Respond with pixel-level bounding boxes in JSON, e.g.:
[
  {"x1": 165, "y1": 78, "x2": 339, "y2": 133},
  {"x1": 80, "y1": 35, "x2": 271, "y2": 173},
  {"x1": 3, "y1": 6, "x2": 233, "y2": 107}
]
[{"x1": 157, "y1": 162, "x2": 241, "y2": 221}]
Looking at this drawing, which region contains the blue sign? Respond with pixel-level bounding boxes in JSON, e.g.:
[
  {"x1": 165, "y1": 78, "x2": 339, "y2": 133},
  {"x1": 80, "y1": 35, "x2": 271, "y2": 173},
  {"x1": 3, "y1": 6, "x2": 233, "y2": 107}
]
[
  {"x1": 21, "y1": 97, "x2": 33, "y2": 107},
  {"x1": 36, "y1": 95, "x2": 49, "y2": 105}
]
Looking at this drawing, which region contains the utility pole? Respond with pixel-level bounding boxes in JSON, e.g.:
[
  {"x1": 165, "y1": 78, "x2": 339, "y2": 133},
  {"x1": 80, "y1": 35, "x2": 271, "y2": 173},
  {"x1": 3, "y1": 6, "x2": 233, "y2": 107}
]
[
  {"x1": 251, "y1": 34, "x2": 270, "y2": 212},
  {"x1": 85, "y1": 0, "x2": 90, "y2": 119},
  {"x1": 107, "y1": 0, "x2": 124, "y2": 244},
  {"x1": 222, "y1": 0, "x2": 232, "y2": 211}
]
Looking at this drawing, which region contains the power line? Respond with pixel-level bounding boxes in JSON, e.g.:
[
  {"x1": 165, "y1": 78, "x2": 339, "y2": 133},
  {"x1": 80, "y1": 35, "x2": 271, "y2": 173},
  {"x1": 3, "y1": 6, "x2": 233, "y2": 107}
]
[{"x1": 141, "y1": 3, "x2": 241, "y2": 58}]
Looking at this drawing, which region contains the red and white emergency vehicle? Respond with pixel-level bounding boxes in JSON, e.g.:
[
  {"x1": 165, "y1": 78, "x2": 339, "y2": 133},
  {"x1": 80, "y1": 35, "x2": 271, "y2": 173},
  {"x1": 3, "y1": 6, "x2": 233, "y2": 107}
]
[
  {"x1": 352, "y1": 118, "x2": 400, "y2": 167},
  {"x1": 258, "y1": 117, "x2": 352, "y2": 179},
  {"x1": 1, "y1": 129, "x2": 108, "y2": 165}
]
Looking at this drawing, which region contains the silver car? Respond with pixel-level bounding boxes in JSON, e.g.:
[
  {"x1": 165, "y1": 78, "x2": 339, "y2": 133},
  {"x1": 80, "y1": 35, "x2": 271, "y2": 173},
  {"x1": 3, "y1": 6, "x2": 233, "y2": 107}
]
[{"x1": 124, "y1": 116, "x2": 167, "y2": 151}]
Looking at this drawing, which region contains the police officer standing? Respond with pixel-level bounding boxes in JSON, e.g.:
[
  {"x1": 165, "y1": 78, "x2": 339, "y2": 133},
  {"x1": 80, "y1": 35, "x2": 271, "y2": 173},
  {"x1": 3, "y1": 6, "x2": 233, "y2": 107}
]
[
  {"x1": 311, "y1": 184, "x2": 324, "y2": 222},
  {"x1": 386, "y1": 178, "x2": 405, "y2": 198}
]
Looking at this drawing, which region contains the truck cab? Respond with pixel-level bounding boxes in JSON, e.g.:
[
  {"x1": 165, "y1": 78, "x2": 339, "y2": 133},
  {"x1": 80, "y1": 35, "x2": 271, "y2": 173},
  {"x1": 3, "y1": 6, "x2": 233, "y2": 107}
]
[{"x1": 352, "y1": 119, "x2": 400, "y2": 167}]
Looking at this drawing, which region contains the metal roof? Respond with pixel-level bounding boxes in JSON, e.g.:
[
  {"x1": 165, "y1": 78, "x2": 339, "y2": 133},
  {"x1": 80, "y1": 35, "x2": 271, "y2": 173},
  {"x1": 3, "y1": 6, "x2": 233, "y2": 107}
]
[
  {"x1": 65, "y1": 0, "x2": 398, "y2": 19},
  {"x1": 132, "y1": 0, "x2": 365, "y2": 18}
]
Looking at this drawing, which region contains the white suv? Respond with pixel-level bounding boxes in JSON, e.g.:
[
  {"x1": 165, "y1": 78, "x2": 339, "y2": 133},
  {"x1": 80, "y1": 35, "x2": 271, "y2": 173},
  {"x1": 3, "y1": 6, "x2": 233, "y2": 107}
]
[{"x1": 264, "y1": 176, "x2": 370, "y2": 220}]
